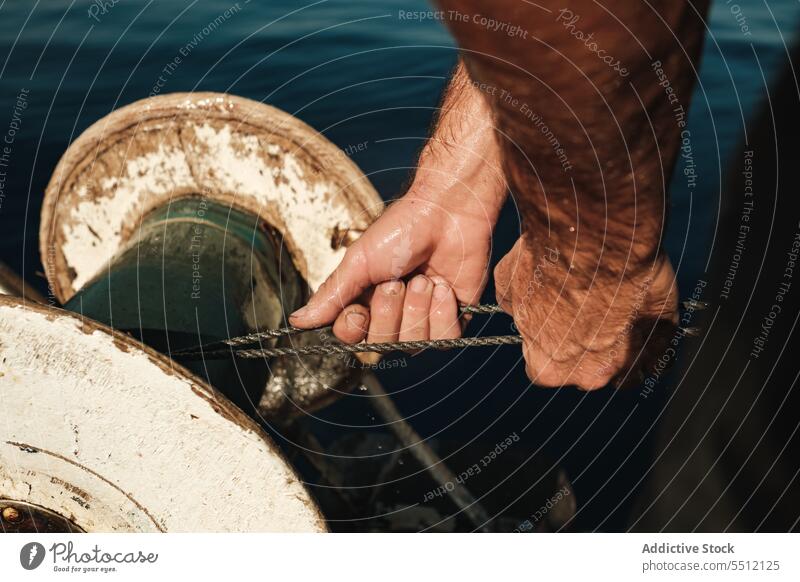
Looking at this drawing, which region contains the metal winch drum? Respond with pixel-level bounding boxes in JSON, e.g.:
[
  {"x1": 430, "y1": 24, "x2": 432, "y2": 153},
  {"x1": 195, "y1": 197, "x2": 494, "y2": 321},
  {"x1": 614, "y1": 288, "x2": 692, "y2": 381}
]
[
  {"x1": 0, "y1": 296, "x2": 325, "y2": 532},
  {"x1": 0, "y1": 92, "x2": 384, "y2": 532}
]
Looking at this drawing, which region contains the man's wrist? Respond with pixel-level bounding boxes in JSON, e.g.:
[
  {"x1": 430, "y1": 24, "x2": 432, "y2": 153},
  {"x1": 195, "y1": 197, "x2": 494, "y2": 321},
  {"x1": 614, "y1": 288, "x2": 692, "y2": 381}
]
[
  {"x1": 403, "y1": 60, "x2": 507, "y2": 226},
  {"x1": 406, "y1": 166, "x2": 506, "y2": 227},
  {"x1": 408, "y1": 113, "x2": 507, "y2": 224},
  {"x1": 522, "y1": 203, "x2": 664, "y2": 289}
]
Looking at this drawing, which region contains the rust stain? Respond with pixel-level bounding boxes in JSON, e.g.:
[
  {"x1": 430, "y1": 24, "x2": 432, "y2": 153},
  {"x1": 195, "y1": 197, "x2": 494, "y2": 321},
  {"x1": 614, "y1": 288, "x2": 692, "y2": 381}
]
[
  {"x1": 188, "y1": 385, "x2": 248, "y2": 426},
  {"x1": 330, "y1": 225, "x2": 363, "y2": 250},
  {"x1": 50, "y1": 476, "x2": 90, "y2": 500},
  {"x1": 5, "y1": 440, "x2": 164, "y2": 532},
  {"x1": 71, "y1": 496, "x2": 91, "y2": 510}
]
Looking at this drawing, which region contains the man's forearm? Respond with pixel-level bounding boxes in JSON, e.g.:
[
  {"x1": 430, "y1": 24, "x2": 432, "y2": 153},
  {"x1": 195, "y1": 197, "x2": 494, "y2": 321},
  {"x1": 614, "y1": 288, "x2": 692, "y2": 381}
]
[
  {"x1": 409, "y1": 60, "x2": 507, "y2": 225},
  {"x1": 435, "y1": 1, "x2": 708, "y2": 279}
]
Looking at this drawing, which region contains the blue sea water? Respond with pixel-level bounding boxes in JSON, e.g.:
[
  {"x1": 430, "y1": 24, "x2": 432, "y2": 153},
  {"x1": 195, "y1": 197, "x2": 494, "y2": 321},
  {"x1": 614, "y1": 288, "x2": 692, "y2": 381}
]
[{"x1": 0, "y1": 1, "x2": 798, "y2": 529}]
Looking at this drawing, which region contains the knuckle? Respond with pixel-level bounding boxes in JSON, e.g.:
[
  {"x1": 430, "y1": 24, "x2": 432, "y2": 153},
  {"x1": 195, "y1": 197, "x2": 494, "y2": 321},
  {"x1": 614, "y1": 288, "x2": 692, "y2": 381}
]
[
  {"x1": 575, "y1": 365, "x2": 615, "y2": 390},
  {"x1": 525, "y1": 360, "x2": 562, "y2": 388},
  {"x1": 576, "y1": 375, "x2": 611, "y2": 391}
]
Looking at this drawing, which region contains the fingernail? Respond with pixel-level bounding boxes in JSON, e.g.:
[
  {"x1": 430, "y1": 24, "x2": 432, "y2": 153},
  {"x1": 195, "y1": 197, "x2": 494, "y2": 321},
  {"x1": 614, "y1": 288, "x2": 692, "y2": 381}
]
[
  {"x1": 381, "y1": 280, "x2": 403, "y2": 296},
  {"x1": 409, "y1": 275, "x2": 431, "y2": 293},
  {"x1": 290, "y1": 305, "x2": 310, "y2": 320},
  {"x1": 433, "y1": 281, "x2": 450, "y2": 300},
  {"x1": 346, "y1": 311, "x2": 367, "y2": 330}
]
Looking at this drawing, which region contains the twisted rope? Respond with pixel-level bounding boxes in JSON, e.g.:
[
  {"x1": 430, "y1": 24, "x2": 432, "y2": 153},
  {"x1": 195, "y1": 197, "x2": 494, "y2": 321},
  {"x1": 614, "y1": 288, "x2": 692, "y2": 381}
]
[
  {"x1": 177, "y1": 334, "x2": 522, "y2": 361},
  {"x1": 173, "y1": 304, "x2": 518, "y2": 360},
  {"x1": 174, "y1": 303, "x2": 505, "y2": 353}
]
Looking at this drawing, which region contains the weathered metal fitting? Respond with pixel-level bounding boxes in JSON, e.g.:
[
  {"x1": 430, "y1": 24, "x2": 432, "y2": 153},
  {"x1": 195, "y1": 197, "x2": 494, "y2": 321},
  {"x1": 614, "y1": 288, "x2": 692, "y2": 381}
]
[
  {"x1": 0, "y1": 296, "x2": 325, "y2": 532},
  {"x1": 39, "y1": 92, "x2": 383, "y2": 420}
]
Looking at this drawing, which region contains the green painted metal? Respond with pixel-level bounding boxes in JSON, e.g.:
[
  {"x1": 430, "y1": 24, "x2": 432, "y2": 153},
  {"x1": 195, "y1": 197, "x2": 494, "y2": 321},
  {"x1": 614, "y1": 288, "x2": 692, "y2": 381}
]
[{"x1": 64, "y1": 196, "x2": 305, "y2": 412}]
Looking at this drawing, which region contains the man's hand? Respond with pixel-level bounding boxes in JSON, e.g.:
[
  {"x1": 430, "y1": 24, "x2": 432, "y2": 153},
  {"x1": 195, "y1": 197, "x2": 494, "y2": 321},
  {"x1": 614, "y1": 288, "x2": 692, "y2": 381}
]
[
  {"x1": 495, "y1": 236, "x2": 679, "y2": 390},
  {"x1": 289, "y1": 62, "x2": 507, "y2": 345},
  {"x1": 434, "y1": 0, "x2": 706, "y2": 390},
  {"x1": 289, "y1": 189, "x2": 497, "y2": 344}
]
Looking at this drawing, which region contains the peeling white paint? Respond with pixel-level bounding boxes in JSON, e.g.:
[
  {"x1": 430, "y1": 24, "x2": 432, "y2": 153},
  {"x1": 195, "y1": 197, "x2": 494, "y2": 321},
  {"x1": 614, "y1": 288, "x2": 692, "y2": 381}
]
[
  {"x1": 190, "y1": 123, "x2": 354, "y2": 290},
  {"x1": 62, "y1": 146, "x2": 196, "y2": 291},
  {"x1": 58, "y1": 123, "x2": 364, "y2": 294},
  {"x1": 0, "y1": 300, "x2": 325, "y2": 532},
  {"x1": 43, "y1": 94, "x2": 382, "y2": 304}
]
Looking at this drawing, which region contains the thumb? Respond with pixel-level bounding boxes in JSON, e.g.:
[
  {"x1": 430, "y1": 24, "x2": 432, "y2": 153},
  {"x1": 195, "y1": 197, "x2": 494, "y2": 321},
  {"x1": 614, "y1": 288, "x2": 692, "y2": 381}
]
[{"x1": 289, "y1": 246, "x2": 374, "y2": 328}]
